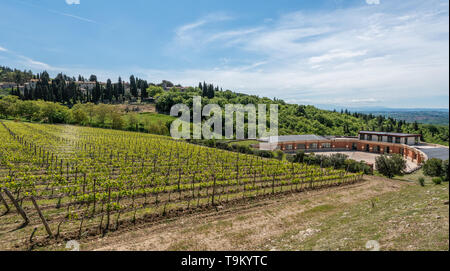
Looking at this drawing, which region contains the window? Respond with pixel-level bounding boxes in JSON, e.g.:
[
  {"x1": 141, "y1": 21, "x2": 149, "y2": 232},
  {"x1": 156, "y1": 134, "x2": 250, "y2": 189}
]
[
  {"x1": 367, "y1": 135, "x2": 373, "y2": 141},
  {"x1": 360, "y1": 134, "x2": 365, "y2": 140},
  {"x1": 377, "y1": 136, "x2": 383, "y2": 142},
  {"x1": 387, "y1": 136, "x2": 393, "y2": 143},
  {"x1": 286, "y1": 144, "x2": 293, "y2": 150},
  {"x1": 322, "y1": 143, "x2": 331, "y2": 148},
  {"x1": 309, "y1": 143, "x2": 318, "y2": 149},
  {"x1": 297, "y1": 144, "x2": 306, "y2": 149},
  {"x1": 395, "y1": 137, "x2": 401, "y2": 144}
]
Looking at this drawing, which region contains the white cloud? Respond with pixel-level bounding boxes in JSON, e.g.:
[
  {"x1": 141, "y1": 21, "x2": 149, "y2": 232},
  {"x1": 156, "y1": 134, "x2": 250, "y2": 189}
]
[
  {"x1": 365, "y1": 0, "x2": 380, "y2": 5},
  {"x1": 160, "y1": 0, "x2": 448, "y2": 107},
  {"x1": 177, "y1": 20, "x2": 207, "y2": 34},
  {"x1": 309, "y1": 49, "x2": 367, "y2": 64},
  {"x1": 16, "y1": 55, "x2": 64, "y2": 72},
  {"x1": 175, "y1": 13, "x2": 233, "y2": 41},
  {"x1": 65, "y1": 0, "x2": 80, "y2": 5},
  {"x1": 349, "y1": 98, "x2": 379, "y2": 103},
  {"x1": 0, "y1": 47, "x2": 64, "y2": 71}
]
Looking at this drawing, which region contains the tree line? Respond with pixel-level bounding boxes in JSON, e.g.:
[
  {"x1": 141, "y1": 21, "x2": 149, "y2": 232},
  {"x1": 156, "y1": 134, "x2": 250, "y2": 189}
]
[
  {"x1": 8, "y1": 71, "x2": 152, "y2": 105},
  {"x1": 155, "y1": 88, "x2": 449, "y2": 146},
  {"x1": 0, "y1": 96, "x2": 171, "y2": 135}
]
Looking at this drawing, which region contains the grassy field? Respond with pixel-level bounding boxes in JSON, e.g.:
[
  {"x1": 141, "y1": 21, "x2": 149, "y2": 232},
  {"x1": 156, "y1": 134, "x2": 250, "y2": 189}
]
[
  {"x1": 138, "y1": 112, "x2": 175, "y2": 125},
  {"x1": 394, "y1": 168, "x2": 437, "y2": 184},
  {"x1": 271, "y1": 178, "x2": 448, "y2": 250}
]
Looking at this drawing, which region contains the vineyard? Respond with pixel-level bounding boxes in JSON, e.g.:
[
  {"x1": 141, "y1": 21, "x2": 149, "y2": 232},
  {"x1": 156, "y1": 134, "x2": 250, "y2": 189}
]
[{"x1": 0, "y1": 120, "x2": 363, "y2": 248}]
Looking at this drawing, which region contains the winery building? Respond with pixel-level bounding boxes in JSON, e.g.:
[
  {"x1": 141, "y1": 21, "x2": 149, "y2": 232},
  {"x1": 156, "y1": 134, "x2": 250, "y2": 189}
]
[{"x1": 258, "y1": 131, "x2": 425, "y2": 164}]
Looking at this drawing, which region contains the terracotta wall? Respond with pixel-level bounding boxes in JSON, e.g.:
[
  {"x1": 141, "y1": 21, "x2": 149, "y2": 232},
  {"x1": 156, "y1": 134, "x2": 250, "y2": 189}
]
[{"x1": 267, "y1": 138, "x2": 425, "y2": 164}]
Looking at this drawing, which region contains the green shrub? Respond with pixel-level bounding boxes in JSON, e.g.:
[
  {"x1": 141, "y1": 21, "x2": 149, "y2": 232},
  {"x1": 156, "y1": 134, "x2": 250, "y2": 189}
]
[
  {"x1": 423, "y1": 158, "x2": 444, "y2": 177},
  {"x1": 432, "y1": 177, "x2": 442, "y2": 185},
  {"x1": 375, "y1": 154, "x2": 406, "y2": 178},
  {"x1": 275, "y1": 150, "x2": 285, "y2": 160},
  {"x1": 293, "y1": 150, "x2": 305, "y2": 163},
  {"x1": 443, "y1": 160, "x2": 449, "y2": 182},
  {"x1": 418, "y1": 177, "x2": 425, "y2": 187}
]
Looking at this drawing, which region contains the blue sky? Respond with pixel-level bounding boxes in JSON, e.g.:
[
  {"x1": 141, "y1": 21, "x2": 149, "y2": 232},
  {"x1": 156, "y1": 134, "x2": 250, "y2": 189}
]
[{"x1": 0, "y1": 0, "x2": 448, "y2": 108}]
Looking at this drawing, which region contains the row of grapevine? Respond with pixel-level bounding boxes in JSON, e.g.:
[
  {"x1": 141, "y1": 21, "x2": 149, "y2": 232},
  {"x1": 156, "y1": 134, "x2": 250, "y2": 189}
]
[{"x1": 0, "y1": 120, "x2": 363, "y2": 246}]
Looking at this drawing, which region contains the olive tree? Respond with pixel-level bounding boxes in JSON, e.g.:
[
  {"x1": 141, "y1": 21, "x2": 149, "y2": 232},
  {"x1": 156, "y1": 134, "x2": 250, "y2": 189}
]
[{"x1": 375, "y1": 154, "x2": 406, "y2": 178}]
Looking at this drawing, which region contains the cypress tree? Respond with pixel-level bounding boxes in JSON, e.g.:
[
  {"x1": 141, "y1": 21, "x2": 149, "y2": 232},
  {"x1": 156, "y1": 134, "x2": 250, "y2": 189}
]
[
  {"x1": 106, "y1": 79, "x2": 113, "y2": 103},
  {"x1": 130, "y1": 75, "x2": 138, "y2": 97},
  {"x1": 202, "y1": 81, "x2": 208, "y2": 97},
  {"x1": 141, "y1": 81, "x2": 149, "y2": 99}
]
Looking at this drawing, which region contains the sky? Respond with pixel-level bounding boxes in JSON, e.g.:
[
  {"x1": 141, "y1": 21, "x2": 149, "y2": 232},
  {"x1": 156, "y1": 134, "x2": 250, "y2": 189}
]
[{"x1": 0, "y1": 0, "x2": 449, "y2": 109}]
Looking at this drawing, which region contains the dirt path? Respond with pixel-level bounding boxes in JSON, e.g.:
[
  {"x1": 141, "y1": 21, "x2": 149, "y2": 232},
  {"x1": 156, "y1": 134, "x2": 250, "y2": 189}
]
[{"x1": 65, "y1": 176, "x2": 408, "y2": 251}]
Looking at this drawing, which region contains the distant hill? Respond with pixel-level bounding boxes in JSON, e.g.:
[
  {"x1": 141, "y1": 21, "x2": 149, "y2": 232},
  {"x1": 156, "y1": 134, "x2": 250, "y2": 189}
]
[
  {"x1": 315, "y1": 104, "x2": 449, "y2": 126},
  {"x1": 363, "y1": 110, "x2": 449, "y2": 126}
]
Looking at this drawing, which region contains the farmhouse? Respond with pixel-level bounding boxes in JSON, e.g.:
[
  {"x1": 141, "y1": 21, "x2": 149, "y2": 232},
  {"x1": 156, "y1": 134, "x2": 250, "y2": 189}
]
[
  {"x1": 0, "y1": 82, "x2": 16, "y2": 89},
  {"x1": 258, "y1": 131, "x2": 425, "y2": 164}
]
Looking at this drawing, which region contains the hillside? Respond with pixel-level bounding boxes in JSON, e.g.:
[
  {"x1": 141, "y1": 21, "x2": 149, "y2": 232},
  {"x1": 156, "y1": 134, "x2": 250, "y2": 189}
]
[
  {"x1": 366, "y1": 110, "x2": 449, "y2": 126},
  {"x1": 1, "y1": 91, "x2": 448, "y2": 146},
  {"x1": 52, "y1": 172, "x2": 449, "y2": 251},
  {"x1": 0, "y1": 66, "x2": 33, "y2": 83},
  {"x1": 0, "y1": 120, "x2": 361, "y2": 250},
  {"x1": 1, "y1": 119, "x2": 447, "y2": 251},
  {"x1": 155, "y1": 90, "x2": 449, "y2": 146},
  {"x1": 0, "y1": 65, "x2": 448, "y2": 146}
]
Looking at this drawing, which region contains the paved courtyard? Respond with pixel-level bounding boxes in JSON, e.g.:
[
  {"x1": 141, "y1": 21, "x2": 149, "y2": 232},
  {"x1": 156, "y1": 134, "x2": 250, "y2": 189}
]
[{"x1": 414, "y1": 145, "x2": 449, "y2": 160}]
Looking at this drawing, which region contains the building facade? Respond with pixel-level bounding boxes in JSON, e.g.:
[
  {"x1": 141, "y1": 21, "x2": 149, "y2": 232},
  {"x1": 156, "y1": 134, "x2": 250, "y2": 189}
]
[
  {"x1": 358, "y1": 131, "x2": 420, "y2": 146},
  {"x1": 0, "y1": 82, "x2": 16, "y2": 89},
  {"x1": 258, "y1": 132, "x2": 425, "y2": 164}
]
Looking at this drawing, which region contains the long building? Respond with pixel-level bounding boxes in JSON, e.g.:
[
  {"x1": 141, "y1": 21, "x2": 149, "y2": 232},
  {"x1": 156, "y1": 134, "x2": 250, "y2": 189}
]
[{"x1": 258, "y1": 131, "x2": 425, "y2": 164}]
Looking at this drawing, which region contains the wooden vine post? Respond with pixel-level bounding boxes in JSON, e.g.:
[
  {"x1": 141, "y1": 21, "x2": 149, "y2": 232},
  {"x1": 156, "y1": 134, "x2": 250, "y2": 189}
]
[
  {"x1": 3, "y1": 188, "x2": 29, "y2": 226},
  {"x1": 105, "y1": 186, "x2": 112, "y2": 231},
  {"x1": 31, "y1": 196, "x2": 53, "y2": 238},
  {"x1": 272, "y1": 174, "x2": 275, "y2": 195},
  {"x1": 0, "y1": 191, "x2": 10, "y2": 214},
  {"x1": 211, "y1": 174, "x2": 217, "y2": 206}
]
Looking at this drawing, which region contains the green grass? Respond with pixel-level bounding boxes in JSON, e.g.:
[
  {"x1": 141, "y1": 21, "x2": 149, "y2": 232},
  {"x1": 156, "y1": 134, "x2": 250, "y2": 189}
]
[
  {"x1": 394, "y1": 169, "x2": 435, "y2": 185},
  {"x1": 266, "y1": 181, "x2": 449, "y2": 251},
  {"x1": 303, "y1": 204, "x2": 336, "y2": 215},
  {"x1": 138, "y1": 112, "x2": 175, "y2": 125}
]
